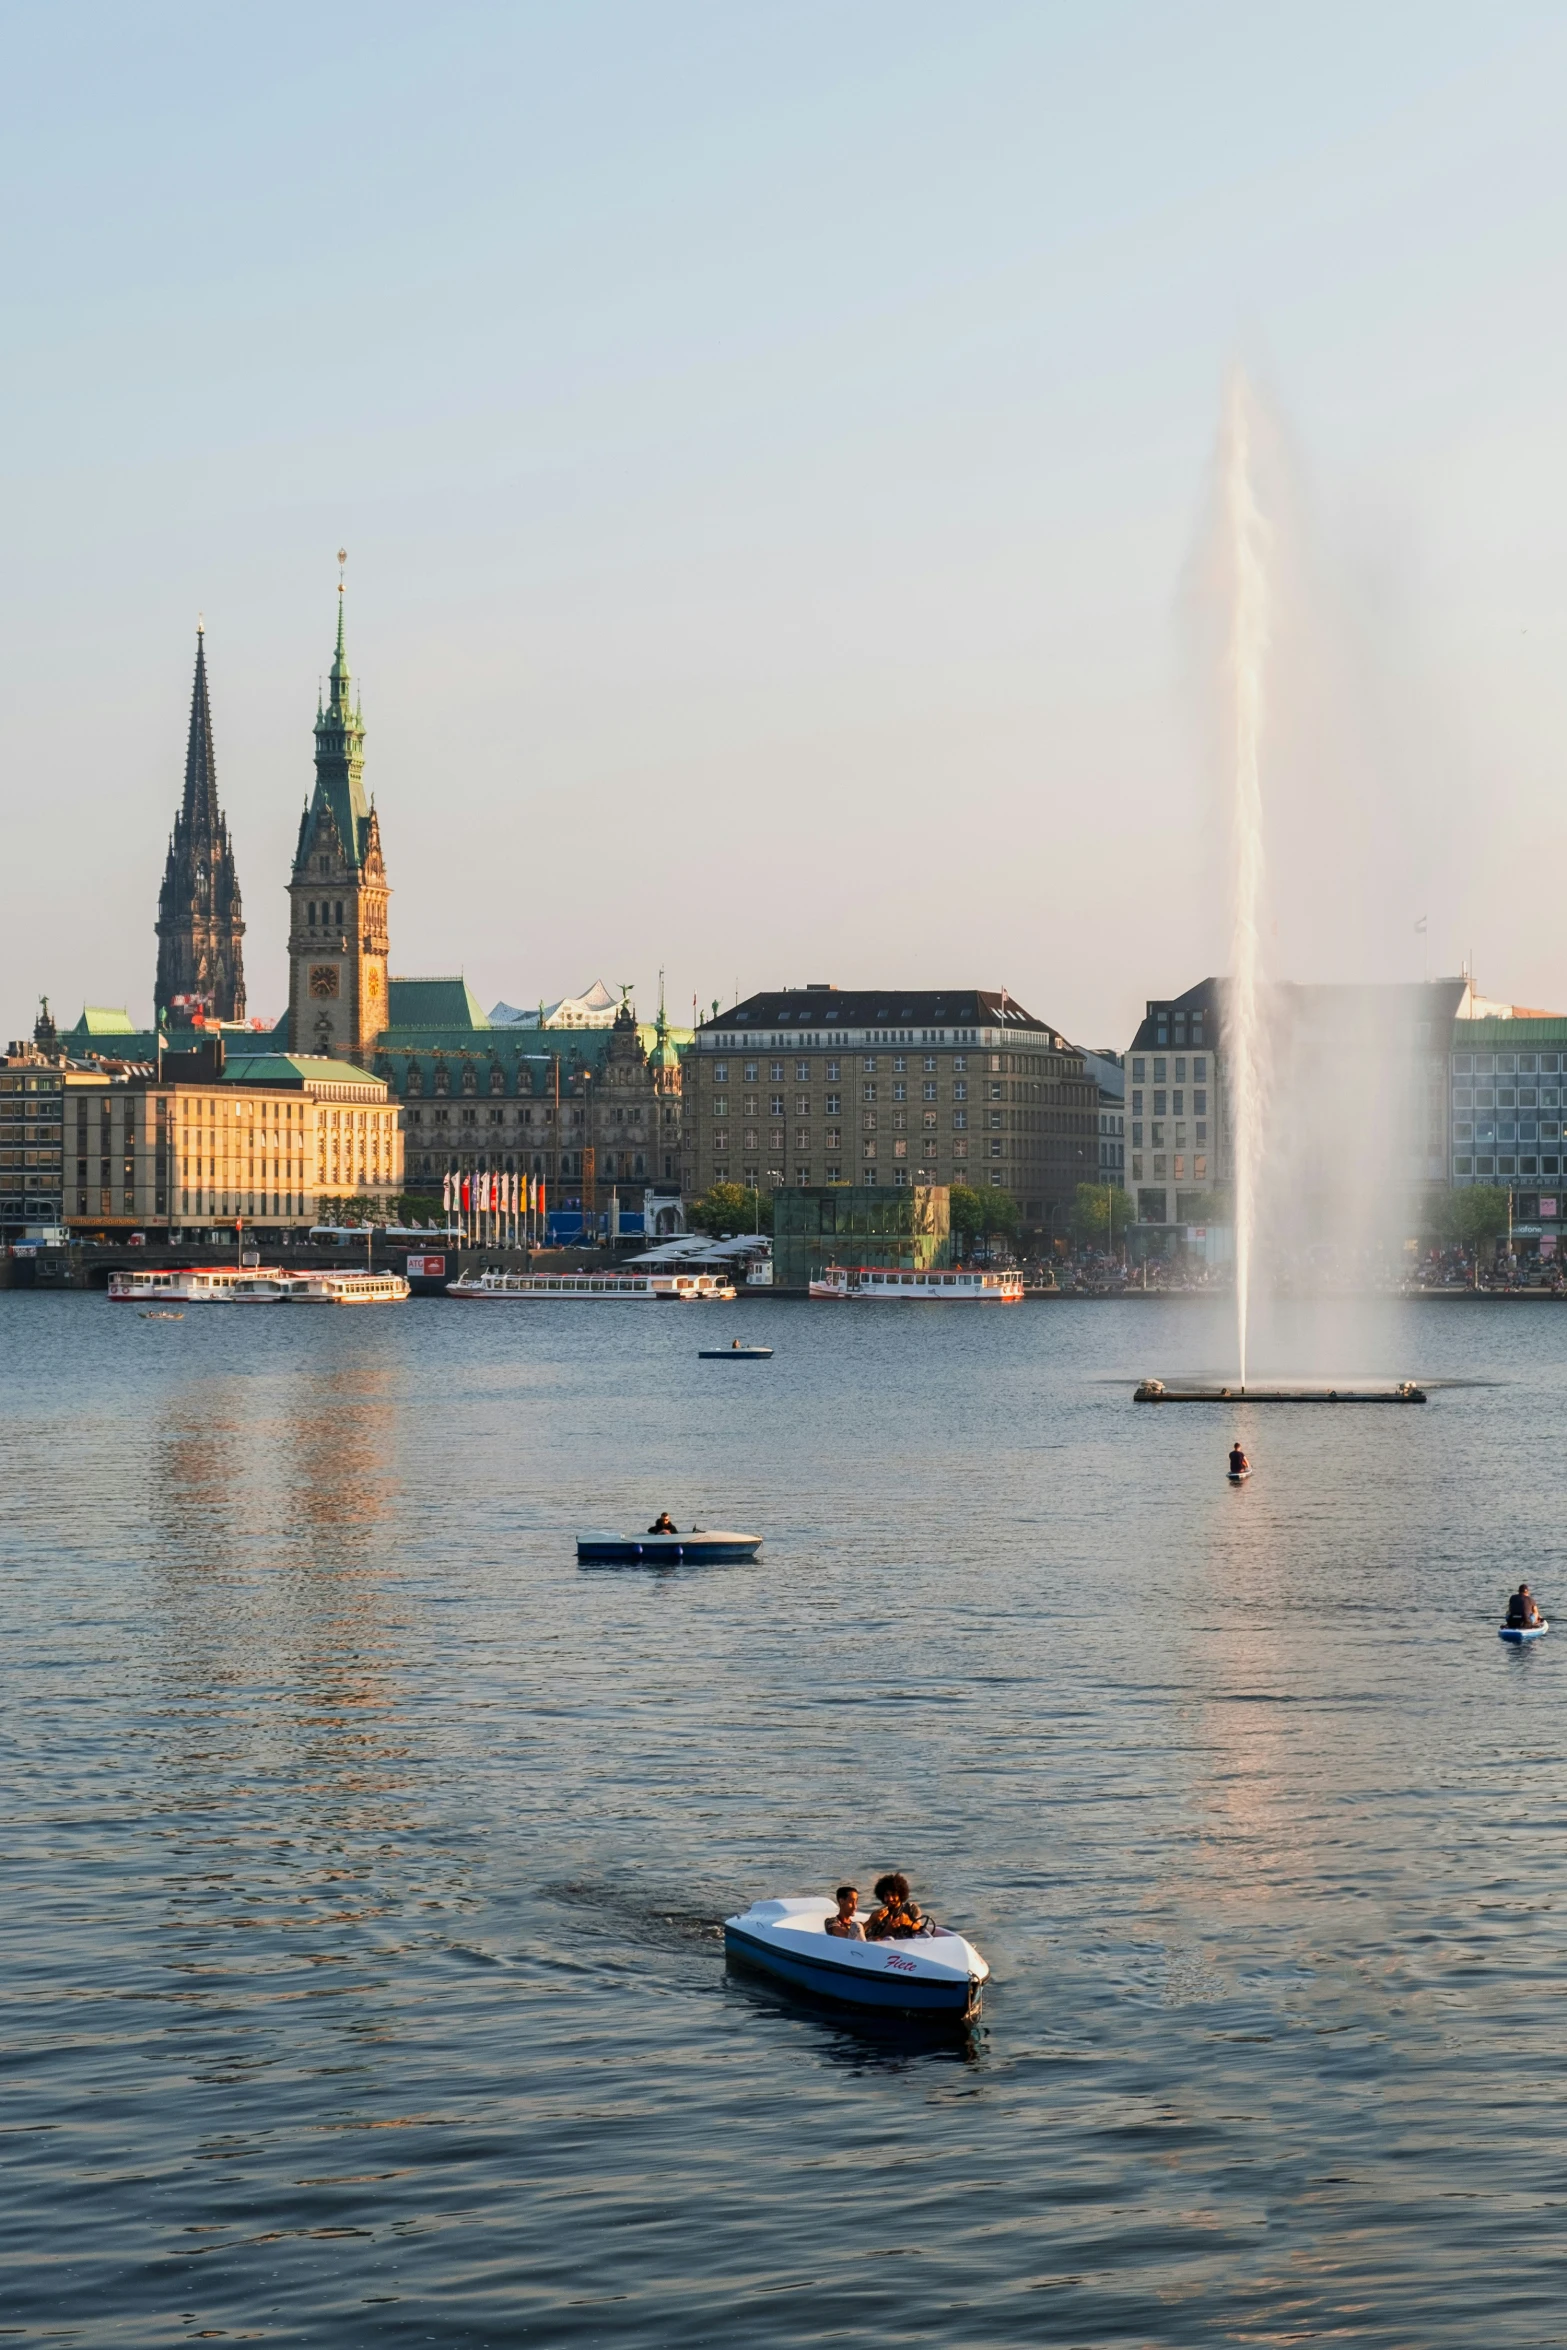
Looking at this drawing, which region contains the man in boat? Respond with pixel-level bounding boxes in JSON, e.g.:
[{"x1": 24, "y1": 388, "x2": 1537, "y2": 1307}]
[
  {"x1": 865, "y1": 1872, "x2": 934, "y2": 1940},
  {"x1": 1229, "y1": 1442, "x2": 1250, "y2": 1479},
  {"x1": 1507, "y1": 1583, "x2": 1542, "y2": 1627},
  {"x1": 824, "y1": 1885, "x2": 864, "y2": 1939},
  {"x1": 647, "y1": 1512, "x2": 678, "y2": 1535}
]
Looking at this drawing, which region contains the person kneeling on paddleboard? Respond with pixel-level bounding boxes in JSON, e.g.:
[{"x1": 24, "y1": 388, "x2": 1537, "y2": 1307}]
[
  {"x1": 1229, "y1": 1443, "x2": 1250, "y2": 1479},
  {"x1": 1507, "y1": 1583, "x2": 1542, "y2": 1628}
]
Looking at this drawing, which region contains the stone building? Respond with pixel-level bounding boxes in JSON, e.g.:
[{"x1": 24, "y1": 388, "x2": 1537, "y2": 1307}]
[
  {"x1": 375, "y1": 983, "x2": 685, "y2": 1211},
  {"x1": 287, "y1": 583, "x2": 391, "y2": 1065},
  {"x1": 1, "y1": 1032, "x2": 400, "y2": 1238},
  {"x1": 154, "y1": 626, "x2": 246, "y2": 1025},
  {"x1": 682, "y1": 986, "x2": 1097, "y2": 1237}
]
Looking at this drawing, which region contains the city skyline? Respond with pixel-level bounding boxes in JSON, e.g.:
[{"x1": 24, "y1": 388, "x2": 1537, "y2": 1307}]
[{"x1": 9, "y1": 9, "x2": 1567, "y2": 1048}]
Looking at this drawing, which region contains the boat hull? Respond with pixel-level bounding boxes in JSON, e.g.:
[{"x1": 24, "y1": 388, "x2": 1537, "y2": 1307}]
[
  {"x1": 577, "y1": 1531, "x2": 762, "y2": 1563},
  {"x1": 724, "y1": 1922, "x2": 983, "y2": 2016},
  {"x1": 1500, "y1": 1620, "x2": 1549, "y2": 1643}
]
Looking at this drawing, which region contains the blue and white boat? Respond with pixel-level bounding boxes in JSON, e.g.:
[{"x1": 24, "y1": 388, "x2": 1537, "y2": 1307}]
[
  {"x1": 1499, "y1": 1618, "x2": 1549, "y2": 1644},
  {"x1": 577, "y1": 1529, "x2": 762, "y2": 1563},
  {"x1": 724, "y1": 1897, "x2": 989, "y2": 2017}
]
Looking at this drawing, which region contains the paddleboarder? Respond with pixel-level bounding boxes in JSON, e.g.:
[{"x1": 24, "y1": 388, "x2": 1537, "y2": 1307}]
[{"x1": 1229, "y1": 1442, "x2": 1250, "y2": 1481}]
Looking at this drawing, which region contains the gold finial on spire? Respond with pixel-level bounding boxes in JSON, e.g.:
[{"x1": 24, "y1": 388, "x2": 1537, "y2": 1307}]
[
  {"x1": 337, "y1": 547, "x2": 347, "y2": 591},
  {"x1": 197, "y1": 612, "x2": 205, "y2": 634}
]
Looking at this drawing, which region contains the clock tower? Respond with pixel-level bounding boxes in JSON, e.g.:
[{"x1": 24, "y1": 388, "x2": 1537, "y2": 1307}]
[{"x1": 287, "y1": 565, "x2": 390, "y2": 1064}]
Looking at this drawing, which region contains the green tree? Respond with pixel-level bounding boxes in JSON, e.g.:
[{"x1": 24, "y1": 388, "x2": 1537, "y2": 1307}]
[
  {"x1": 1071, "y1": 1182, "x2": 1137, "y2": 1250},
  {"x1": 949, "y1": 1182, "x2": 1020, "y2": 1254},
  {"x1": 1450, "y1": 1183, "x2": 1510, "y2": 1256},
  {"x1": 689, "y1": 1179, "x2": 774, "y2": 1236}
]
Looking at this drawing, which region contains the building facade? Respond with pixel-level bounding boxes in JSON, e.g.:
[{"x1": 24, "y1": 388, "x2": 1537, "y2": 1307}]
[
  {"x1": 772, "y1": 1185, "x2": 950, "y2": 1290},
  {"x1": 154, "y1": 626, "x2": 246, "y2": 1025},
  {"x1": 1, "y1": 1035, "x2": 402, "y2": 1239},
  {"x1": 683, "y1": 986, "x2": 1096, "y2": 1234},
  {"x1": 1082, "y1": 1050, "x2": 1125, "y2": 1184},
  {"x1": 287, "y1": 586, "x2": 391, "y2": 1066}
]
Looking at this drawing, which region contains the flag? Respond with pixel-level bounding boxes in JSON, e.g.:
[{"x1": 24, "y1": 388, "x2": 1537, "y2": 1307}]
[
  {"x1": 442, "y1": 1171, "x2": 451, "y2": 1212},
  {"x1": 461, "y1": 1173, "x2": 471, "y2": 1212}
]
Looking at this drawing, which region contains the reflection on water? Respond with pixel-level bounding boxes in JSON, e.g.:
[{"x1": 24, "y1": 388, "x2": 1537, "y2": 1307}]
[{"x1": 3, "y1": 1292, "x2": 1567, "y2": 2344}]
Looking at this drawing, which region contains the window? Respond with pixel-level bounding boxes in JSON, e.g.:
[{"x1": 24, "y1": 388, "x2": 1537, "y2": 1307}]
[
  {"x1": 953, "y1": 1081, "x2": 967, "y2": 1102},
  {"x1": 744, "y1": 1063, "x2": 758, "y2": 1082},
  {"x1": 1172, "y1": 1091, "x2": 1184, "y2": 1116},
  {"x1": 795, "y1": 1061, "x2": 810, "y2": 1080},
  {"x1": 1193, "y1": 1089, "x2": 1206, "y2": 1114},
  {"x1": 826, "y1": 1060, "x2": 840, "y2": 1081},
  {"x1": 1192, "y1": 1057, "x2": 1206, "y2": 1081},
  {"x1": 952, "y1": 1056, "x2": 966, "y2": 1074},
  {"x1": 825, "y1": 1127, "x2": 842, "y2": 1148},
  {"x1": 923, "y1": 1110, "x2": 937, "y2": 1129},
  {"x1": 953, "y1": 1110, "x2": 967, "y2": 1130},
  {"x1": 743, "y1": 1095, "x2": 758, "y2": 1116},
  {"x1": 795, "y1": 1095, "x2": 810, "y2": 1115},
  {"x1": 1195, "y1": 1122, "x2": 1207, "y2": 1144},
  {"x1": 893, "y1": 1056, "x2": 907, "y2": 1073},
  {"x1": 863, "y1": 1056, "x2": 877, "y2": 1072},
  {"x1": 1132, "y1": 1122, "x2": 1144, "y2": 1147},
  {"x1": 714, "y1": 1062, "x2": 728, "y2": 1084},
  {"x1": 922, "y1": 1081, "x2": 937, "y2": 1101},
  {"x1": 923, "y1": 1056, "x2": 937, "y2": 1073},
  {"x1": 795, "y1": 1127, "x2": 810, "y2": 1150},
  {"x1": 1132, "y1": 1059, "x2": 1145, "y2": 1082},
  {"x1": 1153, "y1": 1091, "x2": 1166, "y2": 1117},
  {"x1": 863, "y1": 1082, "x2": 877, "y2": 1102},
  {"x1": 770, "y1": 1095, "x2": 784, "y2": 1115},
  {"x1": 892, "y1": 1083, "x2": 906, "y2": 1102},
  {"x1": 825, "y1": 1093, "x2": 841, "y2": 1115},
  {"x1": 1153, "y1": 1059, "x2": 1166, "y2": 1082},
  {"x1": 770, "y1": 1063, "x2": 784, "y2": 1082}
]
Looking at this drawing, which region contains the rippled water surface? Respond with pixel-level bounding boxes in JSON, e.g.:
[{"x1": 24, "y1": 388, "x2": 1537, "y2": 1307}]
[{"x1": 4, "y1": 1289, "x2": 1567, "y2": 2345}]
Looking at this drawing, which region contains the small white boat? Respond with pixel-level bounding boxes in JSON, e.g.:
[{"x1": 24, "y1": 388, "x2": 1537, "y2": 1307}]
[
  {"x1": 699, "y1": 1343, "x2": 773, "y2": 1359},
  {"x1": 576, "y1": 1528, "x2": 763, "y2": 1563},
  {"x1": 724, "y1": 1898, "x2": 989, "y2": 2017},
  {"x1": 1499, "y1": 1619, "x2": 1549, "y2": 1643},
  {"x1": 808, "y1": 1264, "x2": 1022, "y2": 1302}
]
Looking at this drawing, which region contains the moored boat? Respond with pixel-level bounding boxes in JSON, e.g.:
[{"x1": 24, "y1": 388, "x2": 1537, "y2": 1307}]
[
  {"x1": 576, "y1": 1528, "x2": 762, "y2": 1562},
  {"x1": 807, "y1": 1264, "x2": 1023, "y2": 1302},
  {"x1": 449, "y1": 1269, "x2": 735, "y2": 1301},
  {"x1": 108, "y1": 1265, "x2": 408, "y2": 1306},
  {"x1": 724, "y1": 1898, "x2": 989, "y2": 2016}
]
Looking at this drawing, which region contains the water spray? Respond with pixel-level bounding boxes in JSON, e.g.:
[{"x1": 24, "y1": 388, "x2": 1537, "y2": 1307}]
[{"x1": 1224, "y1": 370, "x2": 1269, "y2": 1391}]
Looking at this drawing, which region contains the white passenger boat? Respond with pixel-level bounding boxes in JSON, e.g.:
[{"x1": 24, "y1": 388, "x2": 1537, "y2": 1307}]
[
  {"x1": 108, "y1": 1265, "x2": 409, "y2": 1306},
  {"x1": 448, "y1": 1269, "x2": 735, "y2": 1302},
  {"x1": 576, "y1": 1528, "x2": 763, "y2": 1562},
  {"x1": 807, "y1": 1264, "x2": 1023, "y2": 1302},
  {"x1": 724, "y1": 1898, "x2": 989, "y2": 2016}
]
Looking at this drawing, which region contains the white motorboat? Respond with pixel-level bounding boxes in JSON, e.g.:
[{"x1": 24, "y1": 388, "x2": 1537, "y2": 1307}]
[
  {"x1": 807, "y1": 1264, "x2": 1023, "y2": 1302},
  {"x1": 576, "y1": 1528, "x2": 762, "y2": 1563},
  {"x1": 724, "y1": 1897, "x2": 989, "y2": 2017}
]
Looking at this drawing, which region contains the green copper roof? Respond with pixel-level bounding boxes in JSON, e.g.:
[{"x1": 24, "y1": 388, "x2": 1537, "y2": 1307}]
[
  {"x1": 298, "y1": 584, "x2": 371, "y2": 873},
  {"x1": 68, "y1": 1006, "x2": 139, "y2": 1037},
  {"x1": 385, "y1": 977, "x2": 490, "y2": 1031},
  {"x1": 221, "y1": 1052, "x2": 388, "y2": 1090}
]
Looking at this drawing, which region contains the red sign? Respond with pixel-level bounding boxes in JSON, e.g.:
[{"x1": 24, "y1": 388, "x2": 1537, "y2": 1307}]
[{"x1": 406, "y1": 1254, "x2": 445, "y2": 1278}]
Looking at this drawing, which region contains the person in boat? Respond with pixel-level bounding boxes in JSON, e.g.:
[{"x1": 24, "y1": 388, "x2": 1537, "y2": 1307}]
[
  {"x1": 1229, "y1": 1442, "x2": 1250, "y2": 1478},
  {"x1": 824, "y1": 1885, "x2": 864, "y2": 1939},
  {"x1": 647, "y1": 1512, "x2": 678, "y2": 1535},
  {"x1": 1507, "y1": 1583, "x2": 1543, "y2": 1627},
  {"x1": 865, "y1": 1872, "x2": 934, "y2": 1940}
]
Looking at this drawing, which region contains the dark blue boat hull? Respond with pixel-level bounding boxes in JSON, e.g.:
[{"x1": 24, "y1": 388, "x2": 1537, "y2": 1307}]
[{"x1": 724, "y1": 1923, "x2": 981, "y2": 2015}]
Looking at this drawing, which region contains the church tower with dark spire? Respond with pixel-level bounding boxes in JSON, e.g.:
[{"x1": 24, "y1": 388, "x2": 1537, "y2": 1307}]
[
  {"x1": 286, "y1": 561, "x2": 390, "y2": 1063},
  {"x1": 155, "y1": 624, "x2": 247, "y2": 1025}
]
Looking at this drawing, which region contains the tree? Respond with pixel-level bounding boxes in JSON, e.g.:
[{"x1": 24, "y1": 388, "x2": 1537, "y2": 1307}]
[
  {"x1": 1450, "y1": 1184, "x2": 1510, "y2": 1256},
  {"x1": 949, "y1": 1182, "x2": 1020, "y2": 1255},
  {"x1": 689, "y1": 1180, "x2": 774, "y2": 1236},
  {"x1": 1071, "y1": 1182, "x2": 1137, "y2": 1250}
]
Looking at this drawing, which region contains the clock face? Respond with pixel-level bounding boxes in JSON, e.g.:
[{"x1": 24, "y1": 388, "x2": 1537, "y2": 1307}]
[{"x1": 310, "y1": 965, "x2": 340, "y2": 999}]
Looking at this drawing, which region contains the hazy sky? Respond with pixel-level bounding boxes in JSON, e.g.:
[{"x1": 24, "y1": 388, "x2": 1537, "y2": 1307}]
[{"x1": 6, "y1": 4, "x2": 1567, "y2": 1050}]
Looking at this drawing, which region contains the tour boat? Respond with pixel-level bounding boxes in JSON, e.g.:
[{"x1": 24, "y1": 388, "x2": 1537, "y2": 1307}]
[
  {"x1": 807, "y1": 1264, "x2": 1023, "y2": 1302},
  {"x1": 724, "y1": 1898, "x2": 989, "y2": 2017},
  {"x1": 576, "y1": 1528, "x2": 763, "y2": 1563},
  {"x1": 108, "y1": 1265, "x2": 408, "y2": 1306},
  {"x1": 448, "y1": 1269, "x2": 735, "y2": 1302},
  {"x1": 1499, "y1": 1619, "x2": 1549, "y2": 1644}
]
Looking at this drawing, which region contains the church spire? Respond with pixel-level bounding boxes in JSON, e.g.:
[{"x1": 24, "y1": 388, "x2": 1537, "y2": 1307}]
[{"x1": 155, "y1": 621, "x2": 246, "y2": 1025}]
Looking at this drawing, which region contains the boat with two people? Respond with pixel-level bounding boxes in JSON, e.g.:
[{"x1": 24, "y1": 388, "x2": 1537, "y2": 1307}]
[
  {"x1": 725, "y1": 1874, "x2": 988, "y2": 2018},
  {"x1": 577, "y1": 1514, "x2": 763, "y2": 1563}
]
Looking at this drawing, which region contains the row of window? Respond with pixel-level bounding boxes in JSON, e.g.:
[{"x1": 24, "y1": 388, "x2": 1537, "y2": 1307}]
[
  {"x1": 1454, "y1": 1053, "x2": 1564, "y2": 1075},
  {"x1": 1131, "y1": 1055, "x2": 1207, "y2": 1085},
  {"x1": 1455, "y1": 1122, "x2": 1560, "y2": 1142},
  {"x1": 1455, "y1": 1156, "x2": 1562, "y2": 1177},
  {"x1": 1454, "y1": 1088, "x2": 1559, "y2": 1110},
  {"x1": 1130, "y1": 1153, "x2": 1209, "y2": 1182},
  {"x1": 712, "y1": 1055, "x2": 972, "y2": 1085},
  {"x1": 1130, "y1": 1088, "x2": 1206, "y2": 1116},
  {"x1": 1132, "y1": 1121, "x2": 1207, "y2": 1148}
]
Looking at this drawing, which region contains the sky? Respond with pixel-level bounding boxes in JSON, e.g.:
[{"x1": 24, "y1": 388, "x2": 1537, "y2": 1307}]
[{"x1": 5, "y1": 3, "x2": 1567, "y2": 1051}]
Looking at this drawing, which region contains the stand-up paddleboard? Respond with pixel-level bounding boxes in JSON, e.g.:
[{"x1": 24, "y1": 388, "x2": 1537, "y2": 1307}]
[
  {"x1": 1499, "y1": 1619, "x2": 1549, "y2": 1643},
  {"x1": 1228, "y1": 1468, "x2": 1250, "y2": 1484}
]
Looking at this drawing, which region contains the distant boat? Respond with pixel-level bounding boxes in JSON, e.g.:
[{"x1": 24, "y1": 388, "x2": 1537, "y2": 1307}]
[
  {"x1": 699, "y1": 1342, "x2": 773, "y2": 1359},
  {"x1": 724, "y1": 1898, "x2": 989, "y2": 2017},
  {"x1": 449, "y1": 1270, "x2": 735, "y2": 1302},
  {"x1": 808, "y1": 1264, "x2": 1023, "y2": 1302},
  {"x1": 110, "y1": 1266, "x2": 407, "y2": 1306},
  {"x1": 576, "y1": 1529, "x2": 762, "y2": 1563}
]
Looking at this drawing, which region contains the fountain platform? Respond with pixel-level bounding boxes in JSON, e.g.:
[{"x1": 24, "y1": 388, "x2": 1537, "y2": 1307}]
[{"x1": 1134, "y1": 1379, "x2": 1426, "y2": 1404}]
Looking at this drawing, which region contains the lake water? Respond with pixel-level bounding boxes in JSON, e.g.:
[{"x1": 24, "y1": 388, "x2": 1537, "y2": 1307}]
[{"x1": 3, "y1": 1289, "x2": 1565, "y2": 2345}]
